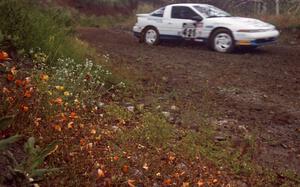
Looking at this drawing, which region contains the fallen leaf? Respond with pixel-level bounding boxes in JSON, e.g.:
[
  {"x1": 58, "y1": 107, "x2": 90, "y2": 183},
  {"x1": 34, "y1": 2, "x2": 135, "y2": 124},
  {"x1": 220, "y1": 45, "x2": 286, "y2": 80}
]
[
  {"x1": 24, "y1": 90, "x2": 32, "y2": 98},
  {"x1": 128, "y1": 179, "x2": 135, "y2": 187},
  {"x1": 15, "y1": 80, "x2": 24, "y2": 87},
  {"x1": 97, "y1": 169, "x2": 105, "y2": 177},
  {"x1": 53, "y1": 124, "x2": 62, "y2": 132},
  {"x1": 10, "y1": 66, "x2": 17, "y2": 75},
  {"x1": 7, "y1": 74, "x2": 14, "y2": 81},
  {"x1": 0, "y1": 51, "x2": 9, "y2": 60},
  {"x1": 113, "y1": 155, "x2": 119, "y2": 161},
  {"x1": 143, "y1": 163, "x2": 149, "y2": 170},
  {"x1": 197, "y1": 180, "x2": 205, "y2": 186},
  {"x1": 20, "y1": 105, "x2": 29, "y2": 112},
  {"x1": 182, "y1": 182, "x2": 189, "y2": 187},
  {"x1": 163, "y1": 179, "x2": 172, "y2": 186},
  {"x1": 91, "y1": 129, "x2": 97, "y2": 134},
  {"x1": 69, "y1": 112, "x2": 78, "y2": 119},
  {"x1": 67, "y1": 122, "x2": 74, "y2": 129},
  {"x1": 122, "y1": 165, "x2": 129, "y2": 173}
]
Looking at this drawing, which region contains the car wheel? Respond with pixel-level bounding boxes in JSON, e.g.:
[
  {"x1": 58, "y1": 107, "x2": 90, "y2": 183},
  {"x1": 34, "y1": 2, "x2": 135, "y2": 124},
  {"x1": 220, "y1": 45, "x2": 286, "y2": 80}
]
[
  {"x1": 143, "y1": 27, "x2": 159, "y2": 45},
  {"x1": 210, "y1": 29, "x2": 234, "y2": 53}
]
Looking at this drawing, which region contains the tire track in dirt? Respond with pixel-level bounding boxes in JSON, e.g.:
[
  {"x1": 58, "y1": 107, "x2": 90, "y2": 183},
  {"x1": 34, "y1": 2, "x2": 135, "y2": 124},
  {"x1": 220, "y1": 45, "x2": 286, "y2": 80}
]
[{"x1": 78, "y1": 27, "x2": 300, "y2": 175}]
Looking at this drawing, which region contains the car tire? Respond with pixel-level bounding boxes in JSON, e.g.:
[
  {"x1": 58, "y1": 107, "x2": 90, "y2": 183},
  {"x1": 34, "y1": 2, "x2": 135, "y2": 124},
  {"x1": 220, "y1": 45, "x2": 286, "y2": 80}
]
[
  {"x1": 210, "y1": 29, "x2": 235, "y2": 53},
  {"x1": 142, "y1": 27, "x2": 160, "y2": 46}
]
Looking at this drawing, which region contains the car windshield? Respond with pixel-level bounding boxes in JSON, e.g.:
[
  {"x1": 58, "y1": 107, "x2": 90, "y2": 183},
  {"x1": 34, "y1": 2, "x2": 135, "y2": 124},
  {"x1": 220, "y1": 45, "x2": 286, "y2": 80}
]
[{"x1": 193, "y1": 5, "x2": 231, "y2": 18}]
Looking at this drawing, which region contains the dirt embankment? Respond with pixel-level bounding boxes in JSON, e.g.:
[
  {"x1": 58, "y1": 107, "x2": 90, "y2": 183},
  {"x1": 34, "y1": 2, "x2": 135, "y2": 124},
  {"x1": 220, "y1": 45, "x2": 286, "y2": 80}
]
[{"x1": 78, "y1": 27, "x2": 300, "y2": 176}]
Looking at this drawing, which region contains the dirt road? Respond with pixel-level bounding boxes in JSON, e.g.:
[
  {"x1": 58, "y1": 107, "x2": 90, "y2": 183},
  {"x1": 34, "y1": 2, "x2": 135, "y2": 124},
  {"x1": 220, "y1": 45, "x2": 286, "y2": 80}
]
[{"x1": 78, "y1": 27, "x2": 300, "y2": 175}]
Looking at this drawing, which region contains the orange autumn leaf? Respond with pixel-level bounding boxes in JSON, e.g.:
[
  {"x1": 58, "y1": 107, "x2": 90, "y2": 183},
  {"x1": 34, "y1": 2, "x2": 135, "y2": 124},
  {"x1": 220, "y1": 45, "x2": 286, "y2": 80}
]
[
  {"x1": 15, "y1": 80, "x2": 24, "y2": 87},
  {"x1": 122, "y1": 165, "x2": 129, "y2": 173},
  {"x1": 67, "y1": 122, "x2": 74, "y2": 129},
  {"x1": 97, "y1": 169, "x2": 105, "y2": 177},
  {"x1": 7, "y1": 74, "x2": 14, "y2": 81},
  {"x1": 182, "y1": 182, "x2": 189, "y2": 187},
  {"x1": 53, "y1": 98, "x2": 63, "y2": 105},
  {"x1": 113, "y1": 155, "x2": 119, "y2": 161},
  {"x1": 20, "y1": 105, "x2": 29, "y2": 112},
  {"x1": 69, "y1": 112, "x2": 78, "y2": 119},
  {"x1": 197, "y1": 180, "x2": 205, "y2": 186},
  {"x1": 163, "y1": 179, "x2": 172, "y2": 186},
  {"x1": 80, "y1": 139, "x2": 86, "y2": 146},
  {"x1": 0, "y1": 51, "x2": 9, "y2": 60},
  {"x1": 24, "y1": 90, "x2": 32, "y2": 98},
  {"x1": 53, "y1": 124, "x2": 62, "y2": 132},
  {"x1": 212, "y1": 179, "x2": 218, "y2": 183}
]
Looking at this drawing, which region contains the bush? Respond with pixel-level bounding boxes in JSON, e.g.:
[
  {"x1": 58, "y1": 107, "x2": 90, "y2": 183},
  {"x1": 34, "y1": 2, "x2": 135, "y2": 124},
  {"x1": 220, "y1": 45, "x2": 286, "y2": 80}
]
[{"x1": 0, "y1": 0, "x2": 87, "y2": 62}]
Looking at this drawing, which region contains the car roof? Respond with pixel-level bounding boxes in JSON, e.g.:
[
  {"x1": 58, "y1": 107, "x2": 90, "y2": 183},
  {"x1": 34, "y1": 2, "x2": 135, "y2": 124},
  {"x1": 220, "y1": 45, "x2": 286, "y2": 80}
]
[{"x1": 169, "y1": 3, "x2": 210, "y2": 7}]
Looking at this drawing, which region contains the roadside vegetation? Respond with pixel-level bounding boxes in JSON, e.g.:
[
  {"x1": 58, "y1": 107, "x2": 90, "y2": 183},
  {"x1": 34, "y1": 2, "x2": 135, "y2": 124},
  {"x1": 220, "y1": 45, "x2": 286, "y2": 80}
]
[{"x1": 0, "y1": 0, "x2": 299, "y2": 186}]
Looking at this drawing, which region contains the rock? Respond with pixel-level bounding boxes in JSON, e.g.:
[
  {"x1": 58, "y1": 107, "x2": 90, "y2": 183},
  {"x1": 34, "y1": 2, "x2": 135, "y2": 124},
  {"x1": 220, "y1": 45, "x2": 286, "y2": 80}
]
[
  {"x1": 112, "y1": 126, "x2": 121, "y2": 132},
  {"x1": 175, "y1": 163, "x2": 188, "y2": 171},
  {"x1": 97, "y1": 102, "x2": 105, "y2": 108},
  {"x1": 226, "y1": 180, "x2": 248, "y2": 187},
  {"x1": 171, "y1": 105, "x2": 178, "y2": 110},
  {"x1": 133, "y1": 169, "x2": 143, "y2": 177},
  {"x1": 214, "y1": 136, "x2": 226, "y2": 141},
  {"x1": 127, "y1": 106, "x2": 135, "y2": 112},
  {"x1": 162, "y1": 111, "x2": 171, "y2": 118}
]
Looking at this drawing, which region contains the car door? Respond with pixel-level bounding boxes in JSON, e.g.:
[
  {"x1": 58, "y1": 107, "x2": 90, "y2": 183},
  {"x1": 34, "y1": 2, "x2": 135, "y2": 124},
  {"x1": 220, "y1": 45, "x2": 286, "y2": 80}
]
[{"x1": 166, "y1": 6, "x2": 202, "y2": 39}]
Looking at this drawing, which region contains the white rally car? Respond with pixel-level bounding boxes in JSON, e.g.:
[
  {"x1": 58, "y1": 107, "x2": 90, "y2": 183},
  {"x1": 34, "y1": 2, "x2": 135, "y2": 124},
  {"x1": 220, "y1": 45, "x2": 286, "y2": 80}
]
[{"x1": 133, "y1": 3, "x2": 280, "y2": 53}]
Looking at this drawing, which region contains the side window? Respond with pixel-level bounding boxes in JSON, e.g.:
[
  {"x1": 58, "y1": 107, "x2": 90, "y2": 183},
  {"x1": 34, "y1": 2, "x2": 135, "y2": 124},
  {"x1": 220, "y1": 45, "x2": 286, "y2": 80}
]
[
  {"x1": 151, "y1": 7, "x2": 165, "y2": 17},
  {"x1": 171, "y1": 6, "x2": 198, "y2": 19}
]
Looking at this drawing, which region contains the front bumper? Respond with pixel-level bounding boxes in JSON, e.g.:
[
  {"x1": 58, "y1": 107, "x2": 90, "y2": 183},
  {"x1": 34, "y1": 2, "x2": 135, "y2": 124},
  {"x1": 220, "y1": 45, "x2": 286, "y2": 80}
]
[
  {"x1": 234, "y1": 30, "x2": 280, "y2": 46},
  {"x1": 133, "y1": 25, "x2": 143, "y2": 38}
]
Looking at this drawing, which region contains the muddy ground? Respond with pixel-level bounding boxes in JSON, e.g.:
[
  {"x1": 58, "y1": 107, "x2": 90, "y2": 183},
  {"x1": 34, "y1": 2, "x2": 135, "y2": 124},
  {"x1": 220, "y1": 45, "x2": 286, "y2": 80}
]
[{"x1": 78, "y1": 27, "x2": 300, "y2": 177}]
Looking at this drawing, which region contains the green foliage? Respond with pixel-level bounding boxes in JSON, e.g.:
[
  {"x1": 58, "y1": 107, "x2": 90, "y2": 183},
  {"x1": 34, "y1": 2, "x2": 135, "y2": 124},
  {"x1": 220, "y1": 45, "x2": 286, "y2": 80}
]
[
  {"x1": 19, "y1": 137, "x2": 60, "y2": 178},
  {"x1": 0, "y1": 115, "x2": 21, "y2": 151},
  {"x1": 0, "y1": 135, "x2": 22, "y2": 151},
  {"x1": 119, "y1": 113, "x2": 175, "y2": 148},
  {"x1": 0, "y1": 0, "x2": 88, "y2": 62},
  {"x1": 0, "y1": 115, "x2": 14, "y2": 131},
  {"x1": 105, "y1": 104, "x2": 133, "y2": 121}
]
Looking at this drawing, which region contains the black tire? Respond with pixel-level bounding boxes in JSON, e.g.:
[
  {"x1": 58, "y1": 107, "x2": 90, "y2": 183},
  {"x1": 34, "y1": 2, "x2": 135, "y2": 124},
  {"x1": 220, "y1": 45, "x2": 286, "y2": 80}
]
[
  {"x1": 209, "y1": 29, "x2": 235, "y2": 53},
  {"x1": 141, "y1": 27, "x2": 160, "y2": 46}
]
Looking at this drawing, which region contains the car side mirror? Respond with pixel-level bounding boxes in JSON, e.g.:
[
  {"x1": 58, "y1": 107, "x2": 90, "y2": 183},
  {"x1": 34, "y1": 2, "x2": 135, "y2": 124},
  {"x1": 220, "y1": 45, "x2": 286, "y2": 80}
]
[{"x1": 191, "y1": 16, "x2": 203, "y2": 22}]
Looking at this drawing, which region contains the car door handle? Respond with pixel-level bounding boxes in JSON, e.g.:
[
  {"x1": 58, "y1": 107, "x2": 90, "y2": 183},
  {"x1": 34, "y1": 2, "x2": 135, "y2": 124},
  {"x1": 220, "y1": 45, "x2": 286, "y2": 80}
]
[{"x1": 167, "y1": 22, "x2": 173, "y2": 25}]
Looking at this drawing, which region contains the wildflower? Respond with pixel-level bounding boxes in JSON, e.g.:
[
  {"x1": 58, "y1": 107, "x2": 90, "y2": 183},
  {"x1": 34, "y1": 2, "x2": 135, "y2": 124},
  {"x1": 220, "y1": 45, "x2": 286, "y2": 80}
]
[
  {"x1": 40, "y1": 73, "x2": 49, "y2": 81},
  {"x1": 55, "y1": 86, "x2": 64, "y2": 91},
  {"x1": 63, "y1": 91, "x2": 70, "y2": 96}
]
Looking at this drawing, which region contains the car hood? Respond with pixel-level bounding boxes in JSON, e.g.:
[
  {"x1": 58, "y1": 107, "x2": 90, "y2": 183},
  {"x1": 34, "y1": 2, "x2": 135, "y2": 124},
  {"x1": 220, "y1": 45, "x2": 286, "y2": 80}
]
[{"x1": 206, "y1": 17, "x2": 275, "y2": 30}]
